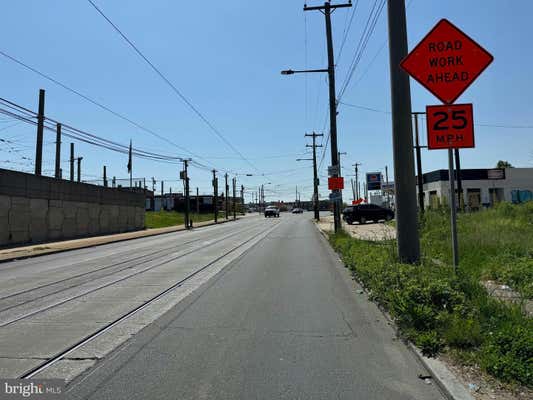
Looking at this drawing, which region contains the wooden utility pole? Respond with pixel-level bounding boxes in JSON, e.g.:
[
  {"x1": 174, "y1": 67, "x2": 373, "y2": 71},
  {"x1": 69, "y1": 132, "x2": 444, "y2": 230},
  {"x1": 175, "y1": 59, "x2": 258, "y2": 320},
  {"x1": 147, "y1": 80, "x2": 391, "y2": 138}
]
[
  {"x1": 413, "y1": 112, "x2": 425, "y2": 214},
  {"x1": 305, "y1": 132, "x2": 323, "y2": 221},
  {"x1": 103, "y1": 166, "x2": 108, "y2": 187},
  {"x1": 353, "y1": 163, "x2": 361, "y2": 199},
  {"x1": 304, "y1": 1, "x2": 352, "y2": 233}
]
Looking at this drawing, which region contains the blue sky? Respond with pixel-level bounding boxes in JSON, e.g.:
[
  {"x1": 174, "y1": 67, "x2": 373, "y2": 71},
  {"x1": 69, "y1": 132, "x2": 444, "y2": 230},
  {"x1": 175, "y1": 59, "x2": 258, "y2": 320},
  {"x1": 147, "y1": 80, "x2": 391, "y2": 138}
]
[{"x1": 1, "y1": 0, "x2": 531, "y2": 202}]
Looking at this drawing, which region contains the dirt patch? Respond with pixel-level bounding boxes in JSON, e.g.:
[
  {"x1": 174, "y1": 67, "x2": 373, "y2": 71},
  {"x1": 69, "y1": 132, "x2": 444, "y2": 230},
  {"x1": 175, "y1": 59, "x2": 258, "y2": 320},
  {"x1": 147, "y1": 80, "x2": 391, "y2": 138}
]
[
  {"x1": 316, "y1": 215, "x2": 396, "y2": 241},
  {"x1": 440, "y1": 353, "x2": 533, "y2": 400}
]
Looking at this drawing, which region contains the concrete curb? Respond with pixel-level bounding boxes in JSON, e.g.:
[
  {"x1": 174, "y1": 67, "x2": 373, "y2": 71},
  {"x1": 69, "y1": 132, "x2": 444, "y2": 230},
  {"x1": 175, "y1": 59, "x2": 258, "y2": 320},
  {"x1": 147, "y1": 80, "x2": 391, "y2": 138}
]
[
  {"x1": 314, "y1": 222, "x2": 474, "y2": 400},
  {"x1": 0, "y1": 217, "x2": 244, "y2": 264}
]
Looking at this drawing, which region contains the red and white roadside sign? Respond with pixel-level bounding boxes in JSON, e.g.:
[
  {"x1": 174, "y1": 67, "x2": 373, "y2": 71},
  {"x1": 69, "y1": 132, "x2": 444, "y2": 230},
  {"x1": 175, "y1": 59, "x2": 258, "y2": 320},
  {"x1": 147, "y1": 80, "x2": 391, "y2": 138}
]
[
  {"x1": 328, "y1": 177, "x2": 344, "y2": 190},
  {"x1": 400, "y1": 19, "x2": 493, "y2": 104},
  {"x1": 426, "y1": 103, "x2": 474, "y2": 149}
]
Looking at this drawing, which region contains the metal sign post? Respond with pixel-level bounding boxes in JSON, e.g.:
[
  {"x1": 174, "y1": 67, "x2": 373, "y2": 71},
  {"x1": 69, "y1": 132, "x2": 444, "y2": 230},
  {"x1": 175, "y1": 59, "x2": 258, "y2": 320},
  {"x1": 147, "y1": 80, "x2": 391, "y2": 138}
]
[
  {"x1": 401, "y1": 17, "x2": 494, "y2": 270},
  {"x1": 447, "y1": 149, "x2": 459, "y2": 270}
]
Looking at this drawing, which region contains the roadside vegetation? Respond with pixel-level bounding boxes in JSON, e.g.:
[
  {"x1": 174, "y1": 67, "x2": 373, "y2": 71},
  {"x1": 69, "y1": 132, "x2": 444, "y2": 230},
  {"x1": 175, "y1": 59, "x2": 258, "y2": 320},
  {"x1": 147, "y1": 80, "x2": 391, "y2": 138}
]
[
  {"x1": 145, "y1": 211, "x2": 226, "y2": 229},
  {"x1": 329, "y1": 202, "x2": 533, "y2": 387}
]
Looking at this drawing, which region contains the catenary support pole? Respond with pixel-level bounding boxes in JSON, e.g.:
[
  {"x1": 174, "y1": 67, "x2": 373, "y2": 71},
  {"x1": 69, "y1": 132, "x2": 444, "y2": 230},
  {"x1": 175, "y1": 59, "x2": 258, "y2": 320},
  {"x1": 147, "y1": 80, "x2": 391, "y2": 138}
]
[
  {"x1": 35, "y1": 89, "x2": 45, "y2": 176},
  {"x1": 386, "y1": 0, "x2": 420, "y2": 263},
  {"x1": 196, "y1": 187, "x2": 200, "y2": 215},
  {"x1": 184, "y1": 160, "x2": 190, "y2": 229},
  {"x1": 77, "y1": 157, "x2": 82, "y2": 182},
  {"x1": 54, "y1": 123, "x2": 61, "y2": 179},
  {"x1": 232, "y1": 178, "x2": 236, "y2": 220},
  {"x1": 70, "y1": 143, "x2": 74, "y2": 182},
  {"x1": 225, "y1": 173, "x2": 229, "y2": 219},
  {"x1": 212, "y1": 170, "x2": 218, "y2": 223}
]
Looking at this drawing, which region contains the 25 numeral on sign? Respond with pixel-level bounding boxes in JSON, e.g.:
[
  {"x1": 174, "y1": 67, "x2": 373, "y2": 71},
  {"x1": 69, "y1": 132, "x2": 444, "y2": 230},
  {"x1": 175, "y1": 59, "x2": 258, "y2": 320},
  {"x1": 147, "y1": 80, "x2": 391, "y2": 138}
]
[{"x1": 426, "y1": 103, "x2": 474, "y2": 150}]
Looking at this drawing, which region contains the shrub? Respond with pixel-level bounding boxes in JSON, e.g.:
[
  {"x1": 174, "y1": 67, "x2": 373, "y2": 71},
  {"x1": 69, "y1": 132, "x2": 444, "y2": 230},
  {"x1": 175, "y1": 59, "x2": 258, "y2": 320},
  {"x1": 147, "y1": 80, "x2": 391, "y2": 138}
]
[{"x1": 480, "y1": 324, "x2": 533, "y2": 386}]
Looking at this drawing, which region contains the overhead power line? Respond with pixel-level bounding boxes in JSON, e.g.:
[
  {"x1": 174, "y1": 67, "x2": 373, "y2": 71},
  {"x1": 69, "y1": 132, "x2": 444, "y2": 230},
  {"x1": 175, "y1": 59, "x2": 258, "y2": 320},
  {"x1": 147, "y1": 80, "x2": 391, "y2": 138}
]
[
  {"x1": 337, "y1": 0, "x2": 386, "y2": 101},
  {"x1": 0, "y1": 50, "x2": 210, "y2": 163},
  {"x1": 339, "y1": 101, "x2": 533, "y2": 129},
  {"x1": 86, "y1": 0, "x2": 261, "y2": 174}
]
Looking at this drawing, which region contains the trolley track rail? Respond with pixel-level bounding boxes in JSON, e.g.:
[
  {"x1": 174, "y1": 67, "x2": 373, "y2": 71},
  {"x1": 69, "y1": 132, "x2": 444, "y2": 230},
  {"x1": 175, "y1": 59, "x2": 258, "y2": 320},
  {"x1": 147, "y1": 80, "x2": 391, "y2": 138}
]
[
  {"x1": 0, "y1": 222, "x2": 263, "y2": 326},
  {"x1": 19, "y1": 220, "x2": 280, "y2": 379}
]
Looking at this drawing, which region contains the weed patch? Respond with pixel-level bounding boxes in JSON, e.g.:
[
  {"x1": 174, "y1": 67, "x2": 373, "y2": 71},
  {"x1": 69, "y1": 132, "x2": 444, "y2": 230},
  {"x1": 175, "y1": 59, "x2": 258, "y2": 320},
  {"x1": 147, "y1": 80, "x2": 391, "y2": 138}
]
[{"x1": 329, "y1": 203, "x2": 533, "y2": 387}]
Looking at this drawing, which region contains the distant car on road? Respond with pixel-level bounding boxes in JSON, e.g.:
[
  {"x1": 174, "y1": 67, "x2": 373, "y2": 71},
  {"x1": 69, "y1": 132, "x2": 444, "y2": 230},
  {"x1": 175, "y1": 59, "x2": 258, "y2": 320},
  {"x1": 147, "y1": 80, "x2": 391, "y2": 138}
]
[
  {"x1": 342, "y1": 204, "x2": 394, "y2": 225},
  {"x1": 291, "y1": 208, "x2": 303, "y2": 214},
  {"x1": 264, "y1": 206, "x2": 280, "y2": 218}
]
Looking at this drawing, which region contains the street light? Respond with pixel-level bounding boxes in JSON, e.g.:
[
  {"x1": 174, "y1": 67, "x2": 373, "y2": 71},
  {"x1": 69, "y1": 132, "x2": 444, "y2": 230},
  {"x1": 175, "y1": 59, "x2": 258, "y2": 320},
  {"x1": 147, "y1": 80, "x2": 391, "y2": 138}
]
[{"x1": 281, "y1": 68, "x2": 329, "y2": 75}]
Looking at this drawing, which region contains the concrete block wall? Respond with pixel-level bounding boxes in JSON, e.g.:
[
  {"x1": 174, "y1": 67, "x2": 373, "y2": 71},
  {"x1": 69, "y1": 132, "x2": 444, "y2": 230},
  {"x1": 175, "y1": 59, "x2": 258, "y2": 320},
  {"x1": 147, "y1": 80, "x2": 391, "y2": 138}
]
[{"x1": 0, "y1": 168, "x2": 145, "y2": 247}]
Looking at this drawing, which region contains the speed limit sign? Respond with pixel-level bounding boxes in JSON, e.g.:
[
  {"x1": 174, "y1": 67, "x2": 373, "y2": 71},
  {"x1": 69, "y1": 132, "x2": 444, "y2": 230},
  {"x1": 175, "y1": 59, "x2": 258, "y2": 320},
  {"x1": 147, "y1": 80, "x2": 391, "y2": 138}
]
[{"x1": 426, "y1": 103, "x2": 474, "y2": 150}]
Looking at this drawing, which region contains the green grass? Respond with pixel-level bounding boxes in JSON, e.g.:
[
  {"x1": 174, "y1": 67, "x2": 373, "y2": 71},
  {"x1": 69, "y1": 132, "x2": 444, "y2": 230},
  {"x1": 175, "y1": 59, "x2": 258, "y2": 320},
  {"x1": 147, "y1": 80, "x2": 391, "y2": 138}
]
[
  {"x1": 145, "y1": 211, "x2": 226, "y2": 229},
  {"x1": 328, "y1": 202, "x2": 533, "y2": 387}
]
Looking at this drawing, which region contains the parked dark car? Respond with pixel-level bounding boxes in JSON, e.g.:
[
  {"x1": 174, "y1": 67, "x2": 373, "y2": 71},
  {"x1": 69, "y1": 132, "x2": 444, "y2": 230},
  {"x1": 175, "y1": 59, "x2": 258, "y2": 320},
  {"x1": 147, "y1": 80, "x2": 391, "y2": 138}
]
[
  {"x1": 342, "y1": 204, "x2": 394, "y2": 224},
  {"x1": 291, "y1": 208, "x2": 303, "y2": 214}
]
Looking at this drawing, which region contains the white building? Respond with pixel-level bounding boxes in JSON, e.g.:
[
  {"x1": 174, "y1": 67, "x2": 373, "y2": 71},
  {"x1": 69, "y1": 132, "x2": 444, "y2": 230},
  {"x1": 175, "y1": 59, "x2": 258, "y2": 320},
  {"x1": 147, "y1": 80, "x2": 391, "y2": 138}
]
[{"x1": 418, "y1": 168, "x2": 533, "y2": 210}]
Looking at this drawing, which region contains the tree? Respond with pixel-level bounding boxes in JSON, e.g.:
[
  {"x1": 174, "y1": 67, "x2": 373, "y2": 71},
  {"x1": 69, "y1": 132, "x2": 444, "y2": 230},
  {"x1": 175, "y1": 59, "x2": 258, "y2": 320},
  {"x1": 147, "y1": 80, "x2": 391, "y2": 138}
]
[{"x1": 496, "y1": 160, "x2": 513, "y2": 168}]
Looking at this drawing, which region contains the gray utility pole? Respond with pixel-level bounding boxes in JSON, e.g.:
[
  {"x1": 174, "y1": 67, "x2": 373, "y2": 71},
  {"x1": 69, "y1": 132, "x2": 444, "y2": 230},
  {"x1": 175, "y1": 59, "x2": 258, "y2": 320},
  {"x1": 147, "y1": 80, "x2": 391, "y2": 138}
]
[
  {"x1": 305, "y1": 132, "x2": 324, "y2": 221},
  {"x1": 35, "y1": 89, "x2": 45, "y2": 176},
  {"x1": 54, "y1": 123, "x2": 61, "y2": 179},
  {"x1": 70, "y1": 143, "x2": 75, "y2": 182},
  {"x1": 413, "y1": 112, "x2": 425, "y2": 214},
  {"x1": 448, "y1": 149, "x2": 459, "y2": 270},
  {"x1": 77, "y1": 157, "x2": 83, "y2": 182},
  {"x1": 386, "y1": 0, "x2": 420, "y2": 263},
  {"x1": 351, "y1": 179, "x2": 355, "y2": 201},
  {"x1": 152, "y1": 177, "x2": 156, "y2": 193},
  {"x1": 353, "y1": 163, "x2": 361, "y2": 199},
  {"x1": 103, "y1": 166, "x2": 108, "y2": 187},
  {"x1": 304, "y1": 1, "x2": 352, "y2": 233},
  {"x1": 454, "y1": 149, "x2": 464, "y2": 211},
  {"x1": 183, "y1": 160, "x2": 191, "y2": 229},
  {"x1": 232, "y1": 177, "x2": 236, "y2": 220},
  {"x1": 196, "y1": 187, "x2": 200, "y2": 215},
  {"x1": 225, "y1": 173, "x2": 229, "y2": 219},
  {"x1": 212, "y1": 170, "x2": 218, "y2": 223}
]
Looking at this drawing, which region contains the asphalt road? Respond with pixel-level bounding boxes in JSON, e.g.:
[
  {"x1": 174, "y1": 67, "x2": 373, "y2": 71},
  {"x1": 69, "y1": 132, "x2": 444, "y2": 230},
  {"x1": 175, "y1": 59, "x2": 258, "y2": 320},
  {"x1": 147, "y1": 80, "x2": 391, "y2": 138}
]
[
  {"x1": 0, "y1": 215, "x2": 272, "y2": 378},
  {"x1": 64, "y1": 213, "x2": 444, "y2": 400}
]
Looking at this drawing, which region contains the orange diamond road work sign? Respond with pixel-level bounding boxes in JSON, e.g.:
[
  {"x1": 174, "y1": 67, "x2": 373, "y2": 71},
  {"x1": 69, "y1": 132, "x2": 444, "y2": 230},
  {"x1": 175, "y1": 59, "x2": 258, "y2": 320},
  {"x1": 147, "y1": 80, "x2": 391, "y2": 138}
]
[
  {"x1": 328, "y1": 177, "x2": 344, "y2": 190},
  {"x1": 426, "y1": 103, "x2": 474, "y2": 149},
  {"x1": 400, "y1": 19, "x2": 493, "y2": 104}
]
